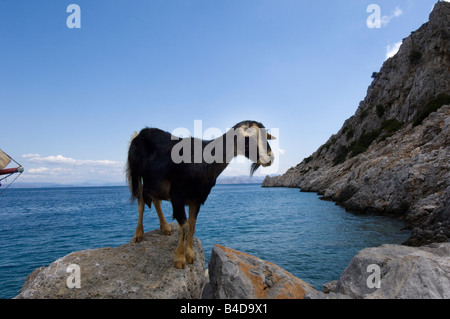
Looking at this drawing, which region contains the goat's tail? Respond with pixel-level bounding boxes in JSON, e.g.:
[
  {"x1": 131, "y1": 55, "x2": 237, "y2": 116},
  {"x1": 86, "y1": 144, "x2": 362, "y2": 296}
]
[{"x1": 126, "y1": 131, "x2": 142, "y2": 202}]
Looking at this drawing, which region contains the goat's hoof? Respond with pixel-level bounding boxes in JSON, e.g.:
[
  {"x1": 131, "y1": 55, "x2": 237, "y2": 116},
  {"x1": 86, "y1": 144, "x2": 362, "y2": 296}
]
[
  {"x1": 174, "y1": 252, "x2": 186, "y2": 269},
  {"x1": 161, "y1": 224, "x2": 172, "y2": 236},
  {"x1": 133, "y1": 233, "x2": 143, "y2": 243},
  {"x1": 186, "y1": 249, "x2": 195, "y2": 264}
]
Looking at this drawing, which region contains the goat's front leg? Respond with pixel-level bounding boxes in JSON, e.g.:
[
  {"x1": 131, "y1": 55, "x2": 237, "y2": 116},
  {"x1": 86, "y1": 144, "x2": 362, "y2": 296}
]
[
  {"x1": 174, "y1": 222, "x2": 188, "y2": 269},
  {"x1": 172, "y1": 199, "x2": 188, "y2": 269},
  {"x1": 185, "y1": 203, "x2": 200, "y2": 264}
]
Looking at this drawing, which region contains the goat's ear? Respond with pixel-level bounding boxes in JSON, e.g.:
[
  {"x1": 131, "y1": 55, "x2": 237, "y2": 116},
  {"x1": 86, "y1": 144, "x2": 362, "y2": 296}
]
[{"x1": 266, "y1": 133, "x2": 277, "y2": 140}]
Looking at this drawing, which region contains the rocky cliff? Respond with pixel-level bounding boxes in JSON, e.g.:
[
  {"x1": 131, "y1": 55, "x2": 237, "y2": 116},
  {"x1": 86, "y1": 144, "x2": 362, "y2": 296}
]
[{"x1": 263, "y1": 1, "x2": 450, "y2": 246}]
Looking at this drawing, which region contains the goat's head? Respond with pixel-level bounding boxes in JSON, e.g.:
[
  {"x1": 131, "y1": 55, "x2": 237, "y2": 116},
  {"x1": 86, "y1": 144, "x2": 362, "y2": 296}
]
[{"x1": 232, "y1": 120, "x2": 276, "y2": 176}]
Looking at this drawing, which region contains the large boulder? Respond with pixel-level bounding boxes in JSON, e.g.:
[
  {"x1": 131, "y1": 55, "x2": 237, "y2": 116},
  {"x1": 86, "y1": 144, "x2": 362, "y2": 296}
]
[
  {"x1": 203, "y1": 244, "x2": 320, "y2": 299},
  {"x1": 331, "y1": 242, "x2": 450, "y2": 299},
  {"x1": 15, "y1": 223, "x2": 205, "y2": 299}
]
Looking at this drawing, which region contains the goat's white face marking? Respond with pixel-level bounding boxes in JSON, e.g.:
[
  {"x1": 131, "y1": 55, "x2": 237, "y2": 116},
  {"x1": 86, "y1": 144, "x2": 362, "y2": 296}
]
[{"x1": 238, "y1": 123, "x2": 275, "y2": 167}]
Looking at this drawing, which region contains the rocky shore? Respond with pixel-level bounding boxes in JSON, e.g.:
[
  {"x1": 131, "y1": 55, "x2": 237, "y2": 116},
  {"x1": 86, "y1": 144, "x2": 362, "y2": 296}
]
[
  {"x1": 263, "y1": 2, "x2": 450, "y2": 246},
  {"x1": 16, "y1": 225, "x2": 450, "y2": 299}
]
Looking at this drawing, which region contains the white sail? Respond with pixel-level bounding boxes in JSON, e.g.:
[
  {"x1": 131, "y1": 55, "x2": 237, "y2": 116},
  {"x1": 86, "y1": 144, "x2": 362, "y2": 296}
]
[{"x1": 0, "y1": 149, "x2": 11, "y2": 170}]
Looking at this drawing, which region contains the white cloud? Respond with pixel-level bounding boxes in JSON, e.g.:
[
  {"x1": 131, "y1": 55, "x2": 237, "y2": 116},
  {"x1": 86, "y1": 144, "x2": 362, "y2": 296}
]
[
  {"x1": 23, "y1": 154, "x2": 123, "y2": 167},
  {"x1": 393, "y1": 6, "x2": 403, "y2": 17},
  {"x1": 28, "y1": 167, "x2": 75, "y2": 175},
  {"x1": 28, "y1": 167, "x2": 50, "y2": 174},
  {"x1": 381, "y1": 6, "x2": 403, "y2": 27},
  {"x1": 386, "y1": 41, "x2": 403, "y2": 59},
  {"x1": 22, "y1": 154, "x2": 41, "y2": 158},
  {"x1": 21, "y1": 154, "x2": 125, "y2": 184}
]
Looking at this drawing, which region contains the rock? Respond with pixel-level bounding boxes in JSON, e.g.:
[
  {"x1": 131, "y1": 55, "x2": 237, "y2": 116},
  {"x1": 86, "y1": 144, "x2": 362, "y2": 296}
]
[
  {"x1": 263, "y1": 2, "x2": 450, "y2": 246},
  {"x1": 322, "y1": 280, "x2": 337, "y2": 294},
  {"x1": 204, "y1": 244, "x2": 320, "y2": 299},
  {"x1": 404, "y1": 186, "x2": 450, "y2": 246},
  {"x1": 15, "y1": 223, "x2": 205, "y2": 299},
  {"x1": 332, "y1": 243, "x2": 450, "y2": 299},
  {"x1": 205, "y1": 243, "x2": 450, "y2": 300}
]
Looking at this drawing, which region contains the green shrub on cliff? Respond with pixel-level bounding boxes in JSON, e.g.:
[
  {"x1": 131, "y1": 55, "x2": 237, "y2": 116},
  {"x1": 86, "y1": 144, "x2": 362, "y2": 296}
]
[
  {"x1": 333, "y1": 146, "x2": 349, "y2": 166},
  {"x1": 376, "y1": 104, "x2": 385, "y2": 118},
  {"x1": 413, "y1": 93, "x2": 450, "y2": 127},
  {"x1": 333, "y1": 118, "x2": 405, "y2": 165}
]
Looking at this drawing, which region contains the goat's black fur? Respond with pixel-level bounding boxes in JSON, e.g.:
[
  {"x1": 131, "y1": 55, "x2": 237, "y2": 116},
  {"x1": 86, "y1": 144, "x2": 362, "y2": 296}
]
[{"x1": 127, "y1": 121, "x2": 273, "y2": 226}]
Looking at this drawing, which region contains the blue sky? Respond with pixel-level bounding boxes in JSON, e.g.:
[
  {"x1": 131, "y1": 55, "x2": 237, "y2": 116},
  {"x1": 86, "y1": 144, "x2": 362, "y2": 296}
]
[{"x1": 0, "y1": 0, "x2": 444, "y2": 185}]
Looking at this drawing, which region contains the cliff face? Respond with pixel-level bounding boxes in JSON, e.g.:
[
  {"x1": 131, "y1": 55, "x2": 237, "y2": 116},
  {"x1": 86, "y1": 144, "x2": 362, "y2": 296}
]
[{"x1": 263, "y1": 2, "x2": 450, "y2": 246}]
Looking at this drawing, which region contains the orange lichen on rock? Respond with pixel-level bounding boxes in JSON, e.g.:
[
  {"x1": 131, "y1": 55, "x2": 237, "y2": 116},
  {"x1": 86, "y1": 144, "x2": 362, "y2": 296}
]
[{"x1": 213, "y1": 245, "x2": 309, "y2": 299}]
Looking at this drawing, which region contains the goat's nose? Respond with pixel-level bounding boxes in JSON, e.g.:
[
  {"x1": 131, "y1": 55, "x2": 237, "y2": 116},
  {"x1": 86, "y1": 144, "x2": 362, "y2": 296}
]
[{"x1": 259, "y1": 158, "x2": 273, "y2": 167}]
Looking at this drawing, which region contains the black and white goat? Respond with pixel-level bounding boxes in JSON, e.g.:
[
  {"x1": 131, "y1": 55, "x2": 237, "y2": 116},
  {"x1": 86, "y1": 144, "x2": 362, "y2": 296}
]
[{"x1": 126, "y1": 120, "x2": 275, "y2": 269}]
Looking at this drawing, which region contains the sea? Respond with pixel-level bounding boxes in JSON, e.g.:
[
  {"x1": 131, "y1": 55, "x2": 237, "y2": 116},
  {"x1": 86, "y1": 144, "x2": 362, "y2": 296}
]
[{"x1": 0, "y1": 184, "x2": 410, "y2": 299}]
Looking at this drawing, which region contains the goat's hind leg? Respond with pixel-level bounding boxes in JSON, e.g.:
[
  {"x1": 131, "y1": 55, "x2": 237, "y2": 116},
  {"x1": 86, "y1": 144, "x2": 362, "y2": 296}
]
[
  {"x1": 152, "y1": 199, "x2": 172, "y2": 236},
  {"x1": 133, "y1": 196, "x2": 146, "y2": 243}
]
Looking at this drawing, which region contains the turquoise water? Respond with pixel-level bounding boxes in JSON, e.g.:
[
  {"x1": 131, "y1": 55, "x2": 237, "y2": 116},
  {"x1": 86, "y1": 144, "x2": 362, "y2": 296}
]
[{"x1": 0, "y1": 185, "x2": 410, "y2": 298}]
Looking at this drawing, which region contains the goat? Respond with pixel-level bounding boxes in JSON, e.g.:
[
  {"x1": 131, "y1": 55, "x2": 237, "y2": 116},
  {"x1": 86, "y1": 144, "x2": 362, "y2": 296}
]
[{"x1": 126, "y1": 120, "x2": 276, "y2": 269}]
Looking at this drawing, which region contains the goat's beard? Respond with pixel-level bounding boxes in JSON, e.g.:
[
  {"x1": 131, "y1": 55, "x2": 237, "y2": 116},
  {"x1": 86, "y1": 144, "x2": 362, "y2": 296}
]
[{"x1": 250, "y1": 163, "x2": 260, "y2": 176}]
